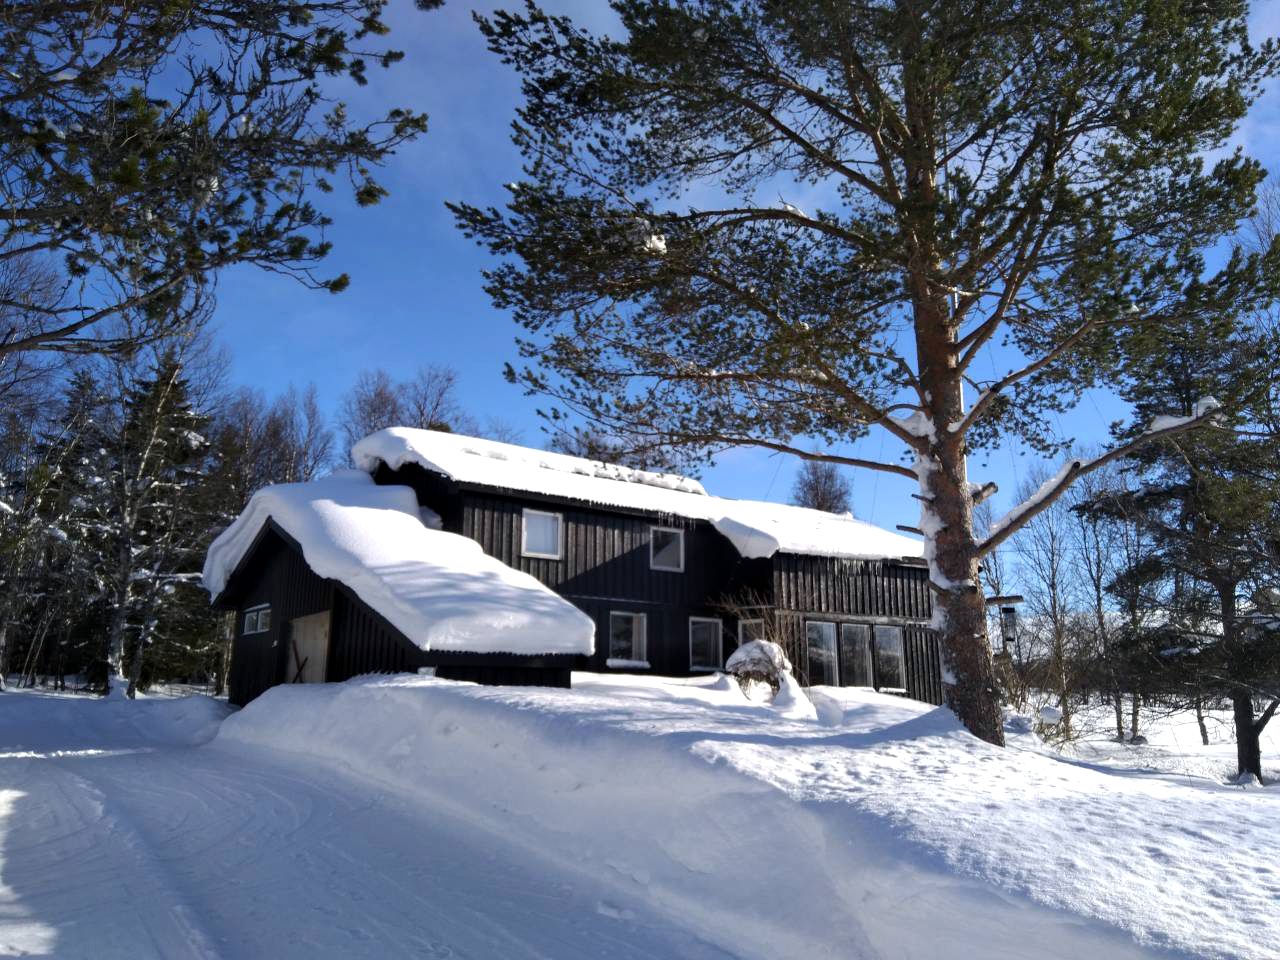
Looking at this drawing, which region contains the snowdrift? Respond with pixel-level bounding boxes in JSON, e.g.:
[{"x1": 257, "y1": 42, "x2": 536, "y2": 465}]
[{"x1": 210, "y1": 674, "x2": 1269, "y2": 960}]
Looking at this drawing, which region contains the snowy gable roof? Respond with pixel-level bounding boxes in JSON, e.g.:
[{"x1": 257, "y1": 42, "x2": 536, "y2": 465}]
[
  {"x1": 202, "y1": 470, "x2": 594, "y2": 656},
  {"x1": 352, "y1": 428, "x2": 924, "y2": 562}
]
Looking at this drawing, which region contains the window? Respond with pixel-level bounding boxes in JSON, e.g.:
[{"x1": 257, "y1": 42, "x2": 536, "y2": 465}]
[
  {"x1": 521, "y1": 508, "x2": 562, "y2": 559},
  {"x1": 607, "y1": 612, "x2": 648, "y2": 667},
  {"x1": 243, "y1": 604, "x2": 271, "y2": 635},
  {"x1": 874, "y1": 625, "x2": 906, "y2": 690},
  {"x1": 649, "y1": 526, "x2": 684, "y2": 571},
  {"x1": 738, "y1": 619, "x2": 766, "y2": 646},
  {"x1": 839, "y1": 623, "x2": 873, "y2": 687},
  {"x1": 689, "y1": 617, "x2": 723, "y2": 671},
  {"x1": 805, "y1": 620, "x2": 838, "y2": 686}
]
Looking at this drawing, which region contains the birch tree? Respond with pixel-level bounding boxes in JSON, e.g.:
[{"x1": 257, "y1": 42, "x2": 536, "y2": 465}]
[{"x1": 453, "y1": 0, "x2": 1279, "y2": 742}]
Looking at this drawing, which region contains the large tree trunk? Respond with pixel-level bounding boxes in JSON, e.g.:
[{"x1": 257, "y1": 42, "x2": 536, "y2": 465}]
[
  {"x1": 0, "y1": 622, "x2": 8, "y2": 692},
  {"x1": 920, "y1": 417, "x2": 1004, "y2": 746},
  {"x1": 1233, "y1": 688, "x2": 1262, "y2": 780},
  {"x1": 1129, "y1": 695, "x2": 1140, "y2": 741},
  {"x1": 1113, "y1": 688, "x2": 1125, "y2": 742}
]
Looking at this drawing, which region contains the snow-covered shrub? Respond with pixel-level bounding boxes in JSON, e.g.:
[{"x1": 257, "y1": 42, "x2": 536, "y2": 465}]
[{"x1": 725, "y1": 639, "x2": 791, "y2": 696}]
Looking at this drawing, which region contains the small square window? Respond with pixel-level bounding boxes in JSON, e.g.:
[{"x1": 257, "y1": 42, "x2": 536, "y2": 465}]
[
  {"x1": 689, "y1": 618, "x2": 723, "y2": 671},
  {"x1": 874, "y1": 625, "x2": 906, "y2": 690},
  {"x1": 607, "y1": 612, "x2": 648, "y2": 667},
  {"x1": 738, "y1": 619, "x2": 766, "y2": 646},
  {"x1": 650, "y1": 527, "x2": 684, "y2": 571},
  {"x1": 243, "y1": 605, "x2": 271, "y2": 635},
  {"x1": 522, "y1": 509, "x2": 562, "y2": 559}
]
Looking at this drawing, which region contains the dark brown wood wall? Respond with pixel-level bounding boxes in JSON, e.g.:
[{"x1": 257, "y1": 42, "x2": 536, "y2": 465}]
[
  {"x1": 226, "y1": 530, "x2": 333, "y2": 706},
  {"x1": 458, "y1": 492, "x2": 761, "y2": 673},
  {"x1": 773, "y1": 555, "x2": 931, "y2": 620}
]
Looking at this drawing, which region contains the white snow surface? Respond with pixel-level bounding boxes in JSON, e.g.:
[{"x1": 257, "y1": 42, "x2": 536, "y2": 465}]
[
  {"x1": 219, "y1": 673, "x2": 1280, "y2": 960},
  {"x1": 202, "y1": 469, "x2": 594, "y2": 655},
  {"x1": 5, "y1": 680, "x2": 1280, "y2": 957},
  {"x1": 352, "y1": 428, "x2": 924, "y2": 561}
]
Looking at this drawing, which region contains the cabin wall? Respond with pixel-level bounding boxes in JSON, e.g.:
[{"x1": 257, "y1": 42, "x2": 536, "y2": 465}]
[
  {"x1": 456, "y1": 491, "x2": 766, "y2": 674},
  {"x1": 771, "y1": 557, "x2": 943, "y2": 705},
  {"x1": 226, "y1": 531, "x2": 333, "y2": 706}
]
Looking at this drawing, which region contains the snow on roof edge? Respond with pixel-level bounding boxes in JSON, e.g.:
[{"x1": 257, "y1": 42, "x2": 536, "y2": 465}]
[{"x1": 352, "y1": 428, "x2": 924, "y2": 562}]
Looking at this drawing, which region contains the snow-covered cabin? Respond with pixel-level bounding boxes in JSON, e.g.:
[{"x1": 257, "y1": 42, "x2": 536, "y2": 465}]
[
  {"x1": 206, "y1": 429, "x2": 943, "y2": 707},
  {"x1": 350, "y1": 429, "x2": 943, "y2": 703},
  {"x1": 203, "y1": 470, "x2": 595, "y2": 706}
]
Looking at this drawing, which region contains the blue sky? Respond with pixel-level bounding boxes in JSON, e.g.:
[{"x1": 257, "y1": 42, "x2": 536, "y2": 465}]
[{"x1": 209, "y1": 2, "x2": 1280, "y2": 536}]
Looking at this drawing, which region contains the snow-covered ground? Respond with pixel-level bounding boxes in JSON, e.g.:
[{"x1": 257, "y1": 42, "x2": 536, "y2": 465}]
[{"x1": 2, "y1": 677, "x2": 1277, "y2": 959}]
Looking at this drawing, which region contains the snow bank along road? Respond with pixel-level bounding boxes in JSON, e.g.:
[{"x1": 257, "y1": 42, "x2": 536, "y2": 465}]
[
  {"x1": 0, "y1": 691, "x2": 734, "y2": 959},
  {"x1": 2, "y1": 677, "x2": 1277, "y2": 960}
]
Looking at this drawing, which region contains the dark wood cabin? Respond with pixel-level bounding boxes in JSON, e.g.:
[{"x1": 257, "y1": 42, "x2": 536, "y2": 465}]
[
  {"x1": 369, "y1": 454, "x2": 944, "y2": 706},
  {"x1": 211, "y1": 521, "x2": 576, "y2": 707}
]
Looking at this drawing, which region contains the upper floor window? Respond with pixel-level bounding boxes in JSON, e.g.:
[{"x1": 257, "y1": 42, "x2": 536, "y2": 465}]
[
  {"x1": 521, "y1": 508, "x2": 563, "y2": 559},
  {"x1": 243, "y1": 604, "x2": 271, "y2": 636},
  {"x1": 689, "y1": 617, "x2": 723, "y2": 671},
  {"x1": 650, "y1": 526, "x2": 684, "y2": 571},
  {"x1": 874, "y1": 625, "x2": 906, "y2": 690}
]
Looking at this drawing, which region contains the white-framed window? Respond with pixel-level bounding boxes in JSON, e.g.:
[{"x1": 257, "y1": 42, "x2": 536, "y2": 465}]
[
  {"x1": 689, "y1": 617, "x2": 723, "y2": 671},
  {"x1": 607, "y1": 611, "x2": 648, "y2": 668},
  {"x1": 243, "y1": 604, "x2": 271, "y2": 636},
  {"x1": 649, "y1": 526, "x2": 684, "y2": 571},
  {"x1": 874, "y1": 625, "x2": 906, "y2": 691},
  {"x1": 805, "y1": 620, "x2": 839, "y2": 686},
  {"x1": 521, "y1": 508, "x2": 563, "y2": 559},
  {"x1": 738, "y1": 618, "x2": 766, "y2": 646}
]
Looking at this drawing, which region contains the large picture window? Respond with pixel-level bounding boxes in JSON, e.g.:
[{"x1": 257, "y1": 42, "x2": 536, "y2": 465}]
[
  {"x1": 608, "y1": 612, "x2": 648, "y2": 667},
  {"x1": 874, "y1": 625, "x2": 906, "y2": 690},
  {"x1": 521, "y1": 508, "x2": 562, "y2": 559},
  {"x1": 688, "y1": 617, "x2": 723, "y2": 671},
  {"x1": 805, "y1": 620, "x2": 838, "y2": 686},
  {"x1": 840, "y1": 623, "x2": 873, "y2": 687},
  {"x1": 649, "y1": 526, "x2": 684, "y2": 571}
]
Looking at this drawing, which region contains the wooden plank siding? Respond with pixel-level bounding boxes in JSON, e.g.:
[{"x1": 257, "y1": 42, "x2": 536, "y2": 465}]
[
  {"x1": 455, "y1": 491, "x2": 762, "y2": 674},
  {"x1": 225, "y1": 527, "x2": 573, "y2": 705}
]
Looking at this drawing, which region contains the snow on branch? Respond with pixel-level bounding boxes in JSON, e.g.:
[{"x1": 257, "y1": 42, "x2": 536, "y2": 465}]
[{"x1": 978, "y1": 397, "x2": 1224, "y2": 557}]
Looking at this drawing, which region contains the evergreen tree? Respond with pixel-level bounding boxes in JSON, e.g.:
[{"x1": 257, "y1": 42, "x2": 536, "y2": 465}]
[
  {"x1": 792, "y1": 461, "x2": 852, "y2": 515},
  {"x1": 0, "y1": 0, "x2": 440, "y2": 361},
  {"x1": 453, "y1": 0, "x2": 1279, "y2": 742},
  {"x1": 1092, "y1": 315, "x2": 1280, "y2": 778}
]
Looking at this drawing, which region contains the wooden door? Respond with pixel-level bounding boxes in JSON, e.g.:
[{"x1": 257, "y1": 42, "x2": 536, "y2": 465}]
[{"x1": 289, "y1": 611, "x2": 330, "y2": 684}]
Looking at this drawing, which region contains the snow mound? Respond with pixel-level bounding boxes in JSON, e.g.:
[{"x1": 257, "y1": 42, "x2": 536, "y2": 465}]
[
  {"x1": 352, "y1": 428, "x2": 924, "y2": 561},
  {"x1": 214, "y1": 673, "x2": 1266, "y2": 959},
  {"x1": 202, "y1": 470, "x2": 594, "y2": 655},
  {"x1": 0, "y1": 689, "x2": 229, "y2": 753}
]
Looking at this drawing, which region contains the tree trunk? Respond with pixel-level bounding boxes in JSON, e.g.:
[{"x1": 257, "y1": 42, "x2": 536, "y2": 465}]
[
  {"x1": 1195, "y1": 697, "x2": 1210, "y2": 747},
  {"x1": 0, "y1": 622, "x2": 8, "y2": 692},
  {"x1": 1129, "y1": 695, "x2": 1140, "y2": 741},
  {"x1": 1113, "y1": 687, "x2": 1125, "y2": 741},
  {"x1": 921, "y1": 432, "x2": 1004, "y2": 746},
  {"x1": 1233, "y1": 688, "x2": 1262, "y2": 780}
]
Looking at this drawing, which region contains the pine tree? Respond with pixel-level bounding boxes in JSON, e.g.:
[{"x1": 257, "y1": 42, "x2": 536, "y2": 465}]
[
  {"x1": 452, "y1": 0, "x2": 1279, "y2": 742},
  {"x1": 0, "y1": 0, "x2": 440, "y2": 361},
  {"x1": 1093, "y1": 315, "x2": 1280, "y2": 778}
]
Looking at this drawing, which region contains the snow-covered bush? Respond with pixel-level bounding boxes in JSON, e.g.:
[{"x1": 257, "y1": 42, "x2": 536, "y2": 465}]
[{"x1": 725, "y1": 639, "x2": 791, "y2": 695}]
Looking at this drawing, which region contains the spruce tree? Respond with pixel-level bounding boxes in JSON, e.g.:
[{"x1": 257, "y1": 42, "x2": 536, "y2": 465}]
[{"x1": 454, "y1": 0, "x2": 1280, "y2": 743}]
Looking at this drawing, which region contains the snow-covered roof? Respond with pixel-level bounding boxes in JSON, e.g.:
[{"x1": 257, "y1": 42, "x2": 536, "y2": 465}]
[
  {"x1": 202, "y1": 470, "x2": 594, "y2": 656},
  {"x1": 352, "y1": 428, "x2": 924, "y2": 562}
]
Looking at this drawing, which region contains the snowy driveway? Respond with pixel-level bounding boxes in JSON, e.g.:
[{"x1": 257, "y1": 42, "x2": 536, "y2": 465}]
[{"x1": 0, "y1": 692, "x2": 731, "y2": 959}]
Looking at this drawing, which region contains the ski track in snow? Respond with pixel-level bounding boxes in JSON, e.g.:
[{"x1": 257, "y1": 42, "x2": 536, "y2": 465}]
[{"x1": 0, "y1": 691, "x2": 731, "y2": 959}]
